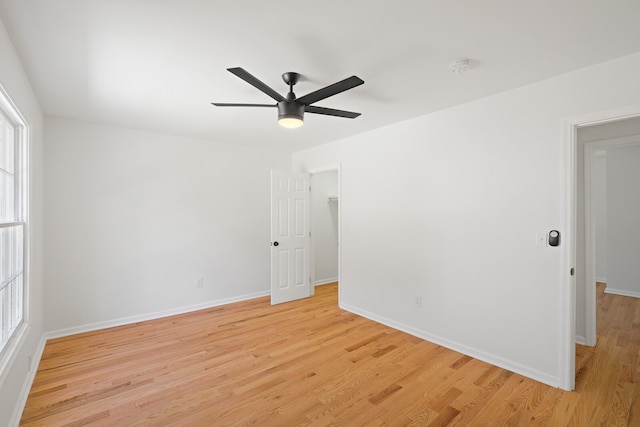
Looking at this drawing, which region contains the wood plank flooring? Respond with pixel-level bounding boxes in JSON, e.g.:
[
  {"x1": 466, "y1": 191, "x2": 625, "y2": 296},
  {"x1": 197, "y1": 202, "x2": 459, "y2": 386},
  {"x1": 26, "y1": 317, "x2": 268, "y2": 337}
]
[{"x1": 20, "y1": 282, "x2": 640, "y2": 426}]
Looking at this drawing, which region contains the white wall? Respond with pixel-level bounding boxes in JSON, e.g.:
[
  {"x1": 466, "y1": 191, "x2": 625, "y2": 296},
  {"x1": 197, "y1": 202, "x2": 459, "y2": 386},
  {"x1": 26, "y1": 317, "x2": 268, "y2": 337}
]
[
  {"x1": 0, "y1": 15, "x2": 45, "y2": 427},
  {"x1": 293, "y1": 52, "x2": 640, "y2": 387},
  {"x1": 575, "y1": 136, "x2": 586, "y2": 341},
  {"x1": 594, "y1": 152, "x2": 607, "y2": 282},
  {"x1": 44, "y1": 117, "x2": 290, "y2": 333},
  {"x1": 606, "y1": 145, "x2": 640, "y2": 296},
  {"x1": 310, "y1": 170, "x2": 339, "y2": 285},
  {"x1": 579, "y1": 117, "x2": 640, "y2": 142}
]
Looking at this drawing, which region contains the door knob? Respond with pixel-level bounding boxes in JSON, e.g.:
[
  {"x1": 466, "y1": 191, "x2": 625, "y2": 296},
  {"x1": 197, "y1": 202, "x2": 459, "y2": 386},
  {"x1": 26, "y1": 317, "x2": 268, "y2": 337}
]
[{"x1": 273, "y1": 241, "x2": 279, "y2": 246}]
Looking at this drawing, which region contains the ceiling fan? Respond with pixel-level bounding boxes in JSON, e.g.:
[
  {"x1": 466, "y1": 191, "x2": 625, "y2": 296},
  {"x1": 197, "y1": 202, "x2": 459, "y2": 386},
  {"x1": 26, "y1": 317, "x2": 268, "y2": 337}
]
[{"x1": 212, "y1": 67, "x2": 364, "y2": 128}]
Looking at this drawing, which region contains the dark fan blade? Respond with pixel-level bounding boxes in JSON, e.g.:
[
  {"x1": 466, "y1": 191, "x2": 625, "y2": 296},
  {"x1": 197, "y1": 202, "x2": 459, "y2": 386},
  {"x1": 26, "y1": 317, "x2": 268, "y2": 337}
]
[
  {"x1": 212, "y1": 103, "x2": 276, "y2": 107},
  {"x1": 227, "y1": 68, "x2": 285, "y2": 102},
  {"x1": 305, "y1": 105, "x2": 360, "y2": 119},
  {"x1": 297, "y1": 76, "x2": 364, "y2": 106}
]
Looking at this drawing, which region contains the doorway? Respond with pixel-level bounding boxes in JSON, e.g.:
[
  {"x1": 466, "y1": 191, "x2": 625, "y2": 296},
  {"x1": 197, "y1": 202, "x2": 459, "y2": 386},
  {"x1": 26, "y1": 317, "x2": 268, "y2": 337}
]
[
  {"x1": 578, "y1": 122, "x2": 640, "y2": 348},
  {"x1": 562, "y1": 106, "x2": 640, "y2": 390},
  {"x1": 310, "y1": 169, "x2": 340, "y2": 299}
]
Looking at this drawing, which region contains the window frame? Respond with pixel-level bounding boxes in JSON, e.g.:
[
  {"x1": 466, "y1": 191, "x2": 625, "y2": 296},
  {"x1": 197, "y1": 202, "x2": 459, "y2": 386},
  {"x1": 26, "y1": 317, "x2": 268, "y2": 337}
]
[{"x1": 0, "y1": 83, "x2": 29, "y2": 383}]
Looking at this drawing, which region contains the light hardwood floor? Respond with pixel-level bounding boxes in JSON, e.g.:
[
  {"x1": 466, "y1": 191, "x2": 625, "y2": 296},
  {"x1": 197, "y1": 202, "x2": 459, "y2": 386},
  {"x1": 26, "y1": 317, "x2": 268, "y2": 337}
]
[{"x1": 20, "y1": 282, "x2": 638, "y2": 426}]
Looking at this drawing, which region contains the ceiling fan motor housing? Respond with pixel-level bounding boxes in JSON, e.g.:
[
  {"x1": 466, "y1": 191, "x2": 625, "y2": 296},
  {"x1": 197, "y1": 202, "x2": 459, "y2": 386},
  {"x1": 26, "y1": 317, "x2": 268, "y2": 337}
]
[{"x1": 278, "y1": 101, "x2": 304, "y2": 121}]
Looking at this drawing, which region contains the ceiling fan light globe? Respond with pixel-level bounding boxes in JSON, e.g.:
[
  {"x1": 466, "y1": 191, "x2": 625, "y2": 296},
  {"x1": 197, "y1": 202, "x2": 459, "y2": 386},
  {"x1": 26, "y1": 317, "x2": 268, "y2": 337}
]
[{"x1": 278, "y1": 117, "x2": 304, "y2": 128}]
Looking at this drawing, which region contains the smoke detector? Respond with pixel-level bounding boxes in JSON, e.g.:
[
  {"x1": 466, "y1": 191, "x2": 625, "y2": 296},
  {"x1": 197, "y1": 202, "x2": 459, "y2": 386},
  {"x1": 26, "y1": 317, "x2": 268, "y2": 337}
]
[{"x1": 449, "y1": 58, "x2": 470, "y2": 74}]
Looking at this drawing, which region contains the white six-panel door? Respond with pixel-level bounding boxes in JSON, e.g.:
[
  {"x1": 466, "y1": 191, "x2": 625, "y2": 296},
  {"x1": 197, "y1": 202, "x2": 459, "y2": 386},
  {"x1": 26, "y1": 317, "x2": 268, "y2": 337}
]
[{"x1": 271, "y1": 170, "x2": 311, "y2": 304}]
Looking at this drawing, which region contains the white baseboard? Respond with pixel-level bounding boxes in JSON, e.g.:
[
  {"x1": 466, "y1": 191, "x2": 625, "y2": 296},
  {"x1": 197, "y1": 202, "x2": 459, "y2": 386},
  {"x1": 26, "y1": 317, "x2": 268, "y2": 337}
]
[
  {"x1": 604, "y1": 287, "x2": 640, "y2": 298},
  {"x1": 314, "y1": 277, "x2": 338, "y2": 286},
  {"x1": 575, "y1": 335, "x2": 587, "y2": 346},
  {"x1": 339, "y1": 302, "x2": 560, "y2": 388},
  {"x1": 596, "y1": 277, "x2": 607, "y2": 284},
  {"x1": 46, "y1": 290, "x2": 270, "y2": 340},
  {"x1": 9, "y1": 334, "x2": 47, "y2": 427}
]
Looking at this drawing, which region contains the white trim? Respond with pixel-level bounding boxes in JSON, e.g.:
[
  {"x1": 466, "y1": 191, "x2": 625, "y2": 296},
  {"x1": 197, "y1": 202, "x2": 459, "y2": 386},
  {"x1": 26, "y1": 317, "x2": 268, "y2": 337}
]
[
  {"x1": 586, "y1": 135, "x2": 640, "y2": 150},
  {"x1": 583, "y1": 143, "x2": 597, "y2": 347},
  {"x1": 8, "y1": 333, "x2": 46, "y2": 427},
  {"x1": 46, "y1": 290, "x2": 269, "y2": 340},
  {"x1": 337, "y1": 164, "x2": 342, "y2": 306},
  {"x1": 565, "y1": 105, "x2": 640, "y2": 129},
  {"x1": 596, "y1": 277, "x2": 607, "y2": 284},
  {"x1": 560, "y1": 119, "x2": 577, "y2": 391},
  {"x1": 604, "y1": 288, "x2": 640, "y2": 298},
  {"x1": 340, "y1": 302, "x2": 560, "y2": 388},
  {"x1": 314, "y1": 277, "x2": 338, "y2": 286},
  {"x1": 575, "y1": 335, "x2": 587, "y2": 346},
  {"x1": 0, "y1": 85, "x2": 28, "y2": 126},
  {"x1": 0, "y1": 221, "x2": 25, "y2": 229},
  {"x1": 0, "y1": 82, "x2": 30, "y2": 392}
]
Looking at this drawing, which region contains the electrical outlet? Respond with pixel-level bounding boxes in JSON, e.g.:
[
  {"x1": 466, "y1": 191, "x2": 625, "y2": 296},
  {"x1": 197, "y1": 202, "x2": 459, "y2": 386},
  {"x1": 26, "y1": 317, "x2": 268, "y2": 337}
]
[
  {"x1": 414, "y1": 296, "x2": 422, "y2": 308},
  {"x1": 196, "y1": 277, "x2": 204, "y2": 288}
]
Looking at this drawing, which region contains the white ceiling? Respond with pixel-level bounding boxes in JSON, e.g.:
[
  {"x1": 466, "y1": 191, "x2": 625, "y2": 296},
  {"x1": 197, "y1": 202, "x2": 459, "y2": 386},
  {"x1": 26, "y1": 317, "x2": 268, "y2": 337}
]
[{"x1": 1, "y1": 1, "x2": 640, "y2": 152}]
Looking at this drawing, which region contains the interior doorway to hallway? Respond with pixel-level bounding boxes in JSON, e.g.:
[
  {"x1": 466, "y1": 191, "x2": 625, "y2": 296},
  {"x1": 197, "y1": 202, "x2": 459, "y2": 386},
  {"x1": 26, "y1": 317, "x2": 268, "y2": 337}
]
[
  {"x1": 563, "y1": 108, "x2": 640, "y2": 391},
  {"x1": 577, "y1": 118, "x2": 640, "y2": 346}
]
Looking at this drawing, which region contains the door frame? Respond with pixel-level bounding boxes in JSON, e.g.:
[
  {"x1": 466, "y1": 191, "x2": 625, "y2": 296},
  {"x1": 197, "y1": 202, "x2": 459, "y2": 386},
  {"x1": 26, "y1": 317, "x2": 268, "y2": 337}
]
[
  {"x1": 561, "y1": 103, "x2": 640, "y2": 391},
  {"x1": 307, "y1": 165, "x2": 342, "y2": 303}
]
